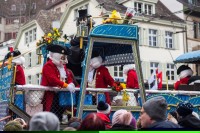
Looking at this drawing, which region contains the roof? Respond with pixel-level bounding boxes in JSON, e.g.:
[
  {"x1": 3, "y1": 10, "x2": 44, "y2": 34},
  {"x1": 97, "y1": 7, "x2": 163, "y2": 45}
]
[
  {"x1": 96, "y1": 0, "x2": 184, "y2": 23},
  {"x1": 174, "y1": 50, "x2": 200, "y2": 64},
  {"x1": 36, "y1": 10, "x2": 62, "y2": 33},
  {"x1": 96, "y1": 0, "x2": 127, "y2": 13}
]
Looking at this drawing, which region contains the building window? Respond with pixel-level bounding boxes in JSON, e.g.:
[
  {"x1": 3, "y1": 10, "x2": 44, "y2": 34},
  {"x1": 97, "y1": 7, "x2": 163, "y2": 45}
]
[
  {"x1": 188, "y1": 0, "x2": 197, "y2": 5},
  {"x1": 29, "y1": 30, "x2": 32, "y2": 42},
  {"x1": 5, "y1": 33, "x2": 12, "y2": 41},
  {"x1": 165, "y1": 31, "x2": 173, "y2": 49},
  {"x1": 134, "y1": 2, "x2": 143, "y2": 14},
  {"x1": 11, "y1": 5, "x2": 16, "y2": 11},
  {"x1": 32, "y1": 3, "x2": 36, "y2": 9},
  {"x1": 13, "y1": 32, "x2": 17, "y2": 39},
  {"x1": 28, "y1": 53, "x2": 31, "y2": 67},
  {"x1": 28, "y1": 75, "x2": 31, "y2": 84},
  {"x1": 149, "y1": 29, "x2": 157, "y2": 47},
  {"x1": 166, "y1": 63, "x2": 175, "y2": 80},
  {"x1": 36, "y1": 73, "x2": 40, "y2": 85},
  {"x1": 33, "y1": 28, "x2": 37, "y2": 41},
  {"x1": 144, "y1": 4, "x2": 152, "y2": 15},
  {"x1": 74, "y1": 5, "x2": 89, "y2": 20},
  {"x1": 21, "y1": 3, "x2": 26, "y2": 11},
  {"x1": 25, "y1": 32, "x2": 28, "y2": 44},
  {"x1": 114, "y1": 66, "x2": 124, "y2": 82},
  {"x1": 150, "y1": 62, "x2": 159, "y2": 74},
  {"x1": 56, "y1": 7, "x2": 61, "y2": 13}
]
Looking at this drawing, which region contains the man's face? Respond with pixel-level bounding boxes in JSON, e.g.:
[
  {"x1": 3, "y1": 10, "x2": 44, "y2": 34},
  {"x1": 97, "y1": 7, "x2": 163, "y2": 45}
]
[{"x1": 139, "y1": 107, "x2": 152, "y2": 128}]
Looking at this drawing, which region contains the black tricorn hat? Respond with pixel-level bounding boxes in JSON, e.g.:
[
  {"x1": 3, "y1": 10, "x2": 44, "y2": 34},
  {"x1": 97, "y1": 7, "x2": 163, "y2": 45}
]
[
  {"x1": 5, "y1": 50, "x2": 21, "y2": 59},
  {"x1": 47, "y1": 44, "x2": 72, "y2": 55},
  {"x1": 177, "y1": 65, "x2": 191, "y2": 75}
]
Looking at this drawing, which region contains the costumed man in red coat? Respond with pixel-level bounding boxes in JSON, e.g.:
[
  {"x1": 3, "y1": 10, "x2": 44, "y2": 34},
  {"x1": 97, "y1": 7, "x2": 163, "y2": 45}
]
[
  {"x1": 41, "y1": 44, "x2": 75, "y2": 121},
  {"x1": 123, "y1": 64, "x2": 139, "y2": 89},
  {"x1": 88, "y1": 51, "x2": 114, "y2": 105},
  {"x1": 5, "y1": 50, "x2": 26, "y2": 85},
  {"x1": 174, "y1": 65, "x2": 193, "y2": 90}
]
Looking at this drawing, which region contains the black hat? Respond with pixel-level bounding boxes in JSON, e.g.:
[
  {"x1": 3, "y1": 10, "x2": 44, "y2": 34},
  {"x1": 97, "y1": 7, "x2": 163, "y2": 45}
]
[
  {"x1": 91, "y1": 50, "x2": 100, "y2": 58},
  {"x1": 47, "y1": 44, "x2": 72, "y2": 55},
  {"x1": 177, "y1": 65, "x2": 191, "y2": 75},
  {"x1": 5, "y1": 50, "x2": 21, "y2": 60},
  {"x1": 97, "y1": 101, "x2": 111, "y2": 114},
  {"x1": 176, "y1": 102, "x2": 194, "y2": 117}
]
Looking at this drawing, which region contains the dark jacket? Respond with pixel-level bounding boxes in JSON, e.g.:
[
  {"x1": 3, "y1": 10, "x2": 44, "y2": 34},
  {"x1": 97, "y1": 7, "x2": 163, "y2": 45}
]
[
  {"x1": 109, "y1": 124, "x2": 136, "y2": 130},
  {"x1": 178, "y1": 114, "x2": 200, "y2": 129},
  {"x1": 147, "y1": 120, "x2": 181, "y2": 129}
]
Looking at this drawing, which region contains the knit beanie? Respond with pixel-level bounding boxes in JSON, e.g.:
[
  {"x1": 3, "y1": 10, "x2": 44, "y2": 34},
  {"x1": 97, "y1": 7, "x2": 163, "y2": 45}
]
[
  {"x1": 112, "y1": 109, "x2": 133, "y2": 126},
  {"x1": 176, "y1": 102, "x2": 193, "y2": 117},
  {"x1": 3, "y1": 120, "x2": 23, "y2": 131},
  {"x1": 97, "y1": 101, "x2": 111, "y2": 115},
  {"x1": 29, "y1": 112, "x2": 60, "y2": 131},
  {"x1": 143, "y1": 96, "x2": 167, "y2": 121}
]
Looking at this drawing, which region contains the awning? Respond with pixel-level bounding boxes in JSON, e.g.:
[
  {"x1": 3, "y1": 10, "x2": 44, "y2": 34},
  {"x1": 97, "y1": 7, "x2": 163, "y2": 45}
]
[{"x1": 174, "y1": 50, "x2": 200, "y2": 64}]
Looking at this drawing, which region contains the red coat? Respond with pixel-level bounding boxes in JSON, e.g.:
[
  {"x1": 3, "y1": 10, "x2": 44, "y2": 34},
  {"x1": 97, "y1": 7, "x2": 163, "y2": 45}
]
[
  {"x1": 174, "y1": 77, "x2": 190, "y2": 90},
  {"x1": 94, "y1": 66, "x2": 114, "y2": 104},
  {"x1": 41, "y1": 60, "x2": 73, "y2": 111},
  {"x1": 126, "y1": 69, "x2": 139, "y2": 89},
  {"x1": 15, "y1": 65, "x2": 26, "y2": 85},
  {"x1": 96, "y1": 112, "x2": 111, "y2": 129}
]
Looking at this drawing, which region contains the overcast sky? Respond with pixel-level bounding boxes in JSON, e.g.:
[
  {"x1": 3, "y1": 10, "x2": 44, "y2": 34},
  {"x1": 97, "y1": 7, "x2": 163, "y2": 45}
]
[{"x1": 160, "y1": 0, "x2": 184, "y2": 19}]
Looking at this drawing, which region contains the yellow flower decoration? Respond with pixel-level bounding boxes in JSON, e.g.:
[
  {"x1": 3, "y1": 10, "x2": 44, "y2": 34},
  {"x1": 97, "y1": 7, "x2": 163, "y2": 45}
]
[
  {"x1": 122, "y1": 90, "x2": 130, "y2": 102},
  {"x1": 120, "y1": 83, "x2": 126, "y2": 89},
  {"x1": 7, "y1": 56, "x2": 13, "y2": 70}
]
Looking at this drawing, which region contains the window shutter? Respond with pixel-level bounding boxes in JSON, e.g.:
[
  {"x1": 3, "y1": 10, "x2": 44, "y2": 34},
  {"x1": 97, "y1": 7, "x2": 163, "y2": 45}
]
[
  {"x1": 160, "y1": 30, "x2": 165, "y2": 48},
  {"x1": 157, "y1": 30, "x2": 162, "y2": 47},
  {"x1": 173, "y1": 33, "x2": 179, "y2": 50},
  {"x1": 161, "y1": 63, "x2": 166, "y2": 81},
  {"x1": 139, "y1": 27, "x2": 143, "y2": 46},
  {"x1": 31, "y1": 51, "x2": 37, "y2": 67},
  {"x1": 143, "y1": 28, "x2": 149, "y2": 46},
  {"x1": 24, "y1": 54, "x2": 29, "y2": 68}
]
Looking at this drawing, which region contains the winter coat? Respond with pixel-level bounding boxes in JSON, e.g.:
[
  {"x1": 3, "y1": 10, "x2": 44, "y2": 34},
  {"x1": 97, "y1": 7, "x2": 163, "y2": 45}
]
[
  {"x1": 147, "y1": 120, "x2": 181, "y2": 129},
  {"x1": 109, "y1": 124, "x2": 135, "y2": 130},
  {"x1": 178, "y1": 114, "x2": 200, "y2": 128}
]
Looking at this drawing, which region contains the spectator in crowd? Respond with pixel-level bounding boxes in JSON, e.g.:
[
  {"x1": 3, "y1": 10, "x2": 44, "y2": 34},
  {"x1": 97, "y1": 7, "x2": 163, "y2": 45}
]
[
  {"x1": 78, "y1": 113, "x2": 105, "y2": 130},
  {"x1": 110, "y1": 109, "x2": 136, "y2": 130},
  {"x1": 139, "y1": 96, "x2": 181, "y2": 129},
  {"x1": 167, "y1": 111, "x2": 178, "y2": 124},
  {"x1": 63, "y1": 127, "x2": 76, "y2": 131},
  {"x1": 3, "y1": 120, "x2": 23, "y2": 131},
  {"x1": 96, "y1": 101, "x2": 112, "y2": 129},
  {"x1": 29, "y1": 112, "x2": 60, "y2": 131},
  {"x1": 14, "y1": 118, "x2": 28, "y2": 130},
  {"x1": 67, "y1": 117, "x2": 81, "y2": 130},
  {"x1": 176, "y1": 102, "x2": 200, "y2": 128},
  {"x1": 192, "y1": 111, "x2": 200, "y2": 120}
]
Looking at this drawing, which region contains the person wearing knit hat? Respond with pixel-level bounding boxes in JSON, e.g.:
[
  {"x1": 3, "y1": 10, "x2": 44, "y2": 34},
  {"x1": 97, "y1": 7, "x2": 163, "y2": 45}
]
[
  {"x1": 3, "y1": 120, "x2": 23, "y2": 131},
  {"x1": 139, "y1": 96, "x2": 180, "y2": 129},
  {"x1": 96, "y1": 101, "x2": 112, "y2": 129},
  {"x1": 174, "y1": 65, "x2": 193, "y2": 90},
  {"x1": 176, "y1": 102, "x2": 200, "y2": 128},
  {"x1": 29, "y1": 111, "x2": 60, "y2": 131},
  {"x1": 110, "y1": 109, "x2": 136, "y2": 130},
  {"x1": 167, "y1": 111, "x2": 178, "y2": 124},
  {"x1": 176, "y1": 102, "x2": 193, "y2": 117}
]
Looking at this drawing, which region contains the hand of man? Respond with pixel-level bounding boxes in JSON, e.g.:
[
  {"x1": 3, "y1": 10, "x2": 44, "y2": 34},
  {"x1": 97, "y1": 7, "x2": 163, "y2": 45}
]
[{"x1": 67, "y1": 83, "x2": 76, "y2": 93}]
